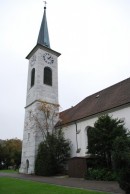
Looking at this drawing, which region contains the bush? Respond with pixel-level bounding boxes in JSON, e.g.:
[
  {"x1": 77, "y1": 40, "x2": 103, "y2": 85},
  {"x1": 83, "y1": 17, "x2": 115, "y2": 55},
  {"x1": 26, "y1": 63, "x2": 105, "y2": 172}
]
[
  {"x1": 119, "y1": 170, "x2": 130, "y2": 194},
  {"x1": 35, "y1": 129, "x2": 71, "y2": 176},
  {"x1": 85, "y1": 168, "x2": 118, "y2": 181}
]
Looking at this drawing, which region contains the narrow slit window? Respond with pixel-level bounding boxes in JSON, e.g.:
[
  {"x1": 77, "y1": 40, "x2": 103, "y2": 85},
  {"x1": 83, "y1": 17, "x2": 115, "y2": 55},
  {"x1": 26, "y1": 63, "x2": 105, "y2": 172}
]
[
  {"x1": 28, "y1": 133, "x2": 30, "y2": 141},
  {"x1": 31, "y1": 68, "x2": 35, "y2": 87},
  {"x1": 44, "y1": 67, "x2": 52, "y2": 86}
]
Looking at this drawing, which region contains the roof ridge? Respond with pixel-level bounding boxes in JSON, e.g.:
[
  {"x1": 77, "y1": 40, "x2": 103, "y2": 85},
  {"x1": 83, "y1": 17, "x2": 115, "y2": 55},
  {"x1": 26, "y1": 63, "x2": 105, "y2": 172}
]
[
  {"x1": 58, "y1": 77, "x2": 130, "y2": 126},
  {"x1": 75, "y1": 77, "x2": 130, "y2": 107}
]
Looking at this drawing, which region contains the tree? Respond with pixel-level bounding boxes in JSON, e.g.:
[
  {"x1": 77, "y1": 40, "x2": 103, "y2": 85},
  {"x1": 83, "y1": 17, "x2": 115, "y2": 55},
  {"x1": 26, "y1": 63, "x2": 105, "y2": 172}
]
[
  {"x1": 35, "y1": 129, "x2": 70, "y2": 176},
  {"x1": 87, "y1": 114, "x2": 128, "y2": 169},
  {"x1": 113, "y1": 136, "x2": 130, "y2": 170},
  {"x1": 0, "y1": 138, "x2": 22, "y2": 169},
  {"x1": 0, "y1": 142, "x2": 5, "y2": 169},
  {"x1": 87, "y1": 114, "x2": 130, "y2": 192},
  {"x1": 113, "y1": 136, "x2": 130, "y2": 194},
  {"x1": 28, "y1": 101, "x2": 59, "y2": 140},
  {"x1": 28, "y1": 101, "x2": 71, "y2": 175}
]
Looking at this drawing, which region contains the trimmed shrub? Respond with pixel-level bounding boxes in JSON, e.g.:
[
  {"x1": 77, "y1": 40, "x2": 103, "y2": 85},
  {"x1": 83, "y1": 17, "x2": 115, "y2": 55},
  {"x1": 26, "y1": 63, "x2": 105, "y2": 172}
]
[{"x1": 85, "y1": 168, "x2": 118, "y2": 181}]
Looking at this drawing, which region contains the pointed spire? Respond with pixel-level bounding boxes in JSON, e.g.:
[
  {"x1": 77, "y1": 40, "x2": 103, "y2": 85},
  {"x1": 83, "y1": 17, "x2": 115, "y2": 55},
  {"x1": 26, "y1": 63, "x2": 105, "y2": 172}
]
[{"x1": 37, "y1": 3, "x2": 50, "y2": 48}]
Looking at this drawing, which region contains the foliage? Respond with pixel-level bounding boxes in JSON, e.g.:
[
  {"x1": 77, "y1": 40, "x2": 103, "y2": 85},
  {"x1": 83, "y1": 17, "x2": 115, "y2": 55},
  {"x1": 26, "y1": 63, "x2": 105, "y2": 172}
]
[
  {"x1": 0, "y1": 138, "x2": 22, "y2": 169},
  {"x1": 0, "y1": 143, "x2": 5, "y2": 169},
  {"x1": 87, "y1": 114, "x2": 130, "y2": 193},
  {"x1": 0, "y1": 177, "x2": 108, "y2": 194},
  {"x1": 29, "y1": 101, "x2": 71, "y2": 176},
  {"x1": 112, "y1": 136, "x2": 130, "y2": 171},
  {"x1": 87, "y1": 114, "x2": 128, "y2": 169},
  {"x1": 85, "y1": 168, "x2": 117, "y2": 181},
  {"x1": 28, "y1": 101, "x2": 59, "y2": 139},
  {"x1": 35, "y1": 129, "x2": 71, "y2": 176},
  {"x1": 119, "y1": 170, "x2": 130, "y2": 194}
]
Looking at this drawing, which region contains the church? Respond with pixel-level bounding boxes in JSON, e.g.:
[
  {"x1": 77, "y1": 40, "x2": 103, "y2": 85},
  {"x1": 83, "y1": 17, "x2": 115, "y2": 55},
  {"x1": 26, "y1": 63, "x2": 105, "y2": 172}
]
[{"x1": 19, "y1": 5, "x2": 130, "y2": 174}]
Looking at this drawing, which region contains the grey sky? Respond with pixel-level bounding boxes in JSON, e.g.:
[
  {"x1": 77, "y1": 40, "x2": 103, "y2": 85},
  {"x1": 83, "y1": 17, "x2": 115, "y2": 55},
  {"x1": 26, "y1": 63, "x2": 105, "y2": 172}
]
[{"x1": 0, "y1": 0, "x2": 130, "y2": 139}]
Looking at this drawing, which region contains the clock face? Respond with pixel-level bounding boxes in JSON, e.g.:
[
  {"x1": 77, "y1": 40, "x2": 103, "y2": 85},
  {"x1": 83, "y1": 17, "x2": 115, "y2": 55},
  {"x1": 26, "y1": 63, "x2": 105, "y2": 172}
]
[{"x1": 43, "y1": 53, "x2": 54, "y2": 64}]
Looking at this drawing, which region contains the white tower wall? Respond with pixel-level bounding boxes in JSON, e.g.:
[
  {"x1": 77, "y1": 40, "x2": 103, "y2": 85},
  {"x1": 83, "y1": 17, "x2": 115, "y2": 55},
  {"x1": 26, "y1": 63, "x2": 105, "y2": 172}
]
[{"x1": 19, "y1": 46, "x2": 60, "y2": 174}]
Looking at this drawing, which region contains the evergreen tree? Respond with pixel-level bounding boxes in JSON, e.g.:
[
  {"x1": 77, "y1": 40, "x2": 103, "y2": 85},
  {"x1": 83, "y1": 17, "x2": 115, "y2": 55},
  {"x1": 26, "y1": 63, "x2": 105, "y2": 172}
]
[
  {"x1": 87, "y1": 114, "x2": 128, "y2": 169},
  {"x1": 35, "y1": 129, "x2": 70, "y2": 176}
]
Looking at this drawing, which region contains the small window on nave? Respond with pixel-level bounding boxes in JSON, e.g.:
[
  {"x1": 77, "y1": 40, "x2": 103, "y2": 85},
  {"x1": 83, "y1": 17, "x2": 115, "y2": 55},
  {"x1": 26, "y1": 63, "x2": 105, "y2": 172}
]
[
  {"x1": 31, "y1": 68, "x2": 35, "y2": 87},
  {"x1": 44, "y1": 67, "x2": 52, "y2": 86}
]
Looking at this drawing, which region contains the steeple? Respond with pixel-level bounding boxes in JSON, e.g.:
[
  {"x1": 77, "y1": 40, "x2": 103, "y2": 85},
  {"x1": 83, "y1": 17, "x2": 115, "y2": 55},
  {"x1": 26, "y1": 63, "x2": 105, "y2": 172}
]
[
  {"x1": 37, "y1": 4, "x2": 50, "y2": 48},
  {"x1": 20, "y1": 2, "x2": 61, "y2": 175}
]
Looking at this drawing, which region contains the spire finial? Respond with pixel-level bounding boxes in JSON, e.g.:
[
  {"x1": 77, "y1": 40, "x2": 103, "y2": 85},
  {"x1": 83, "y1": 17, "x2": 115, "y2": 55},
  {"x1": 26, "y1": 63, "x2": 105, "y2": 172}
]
[{"x1": 43, "y1": 1, "x2": 47, "y2": 8}]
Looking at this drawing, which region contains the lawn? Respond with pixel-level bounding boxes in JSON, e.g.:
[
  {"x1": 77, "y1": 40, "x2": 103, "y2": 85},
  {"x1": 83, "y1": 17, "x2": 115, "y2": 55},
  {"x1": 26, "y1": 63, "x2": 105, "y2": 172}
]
[
  {"x1": 0, "y1": 177, "x2": 108, "y2": 194},
  {"x1": 0, "y1": 169, "x2": 18, "y2": 173}
]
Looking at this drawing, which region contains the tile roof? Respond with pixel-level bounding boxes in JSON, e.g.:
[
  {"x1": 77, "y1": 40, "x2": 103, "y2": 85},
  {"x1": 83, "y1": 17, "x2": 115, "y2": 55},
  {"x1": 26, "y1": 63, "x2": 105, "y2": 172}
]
[{"x1": 57, "y1": 77, "x2": 130, "y2": 126}]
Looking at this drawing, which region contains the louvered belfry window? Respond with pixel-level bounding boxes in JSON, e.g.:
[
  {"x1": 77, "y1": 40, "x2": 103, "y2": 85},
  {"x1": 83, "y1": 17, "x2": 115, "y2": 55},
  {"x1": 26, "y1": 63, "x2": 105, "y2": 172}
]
[{"x1": 44, "y1": 67, "x2": 52, "y2": 86}]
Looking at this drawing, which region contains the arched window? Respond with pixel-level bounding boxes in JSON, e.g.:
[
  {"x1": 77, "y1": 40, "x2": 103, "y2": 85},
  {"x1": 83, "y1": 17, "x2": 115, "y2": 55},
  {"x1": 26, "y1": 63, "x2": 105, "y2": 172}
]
[
  {"x1": 26, "y1": 159, "x2": 29, "y2": 174},
  {"x1": 44, "y1": 67, "x2": 52, "y2": 86},
  {"x1": 31, "y1": 68, "x2": 35, "y2": 87},
  {"x1": 84, "y1": 126, "x2": 91, "y2": 154}
]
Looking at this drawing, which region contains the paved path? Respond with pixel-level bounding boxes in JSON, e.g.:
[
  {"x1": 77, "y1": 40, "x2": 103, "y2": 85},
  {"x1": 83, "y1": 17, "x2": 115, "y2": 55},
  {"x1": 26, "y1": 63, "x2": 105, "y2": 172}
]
[{"x1": 0, "y1": 172, "x2": 125, "y2": 194}]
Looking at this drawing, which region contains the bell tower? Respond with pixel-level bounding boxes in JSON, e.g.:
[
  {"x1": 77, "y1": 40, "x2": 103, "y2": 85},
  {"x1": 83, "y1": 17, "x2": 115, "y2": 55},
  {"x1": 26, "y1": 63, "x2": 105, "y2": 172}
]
[{"x1": 19, "y1": 4, "x2": 61, "y2": 174}]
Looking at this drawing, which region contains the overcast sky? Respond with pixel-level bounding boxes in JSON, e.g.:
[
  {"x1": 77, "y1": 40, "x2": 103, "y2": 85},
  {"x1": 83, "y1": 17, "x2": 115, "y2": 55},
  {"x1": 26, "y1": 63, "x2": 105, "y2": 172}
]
[{"x1": 0, "y1": 0, "x2": 130, "y2": 140}]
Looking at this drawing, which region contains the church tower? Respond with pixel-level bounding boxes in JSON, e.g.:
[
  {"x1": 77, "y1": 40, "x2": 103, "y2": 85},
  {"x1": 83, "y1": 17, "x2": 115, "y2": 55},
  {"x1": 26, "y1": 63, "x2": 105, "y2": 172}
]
[{"x1": 19, "y1": 4, "x2": 61, "y2": 174}]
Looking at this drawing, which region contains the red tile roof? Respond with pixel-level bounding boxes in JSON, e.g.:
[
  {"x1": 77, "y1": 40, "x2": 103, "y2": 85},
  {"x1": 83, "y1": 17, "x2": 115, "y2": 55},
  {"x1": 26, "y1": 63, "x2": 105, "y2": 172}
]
[{"x1": 57, "y1": 78, "x2": 130, "y2": 126}]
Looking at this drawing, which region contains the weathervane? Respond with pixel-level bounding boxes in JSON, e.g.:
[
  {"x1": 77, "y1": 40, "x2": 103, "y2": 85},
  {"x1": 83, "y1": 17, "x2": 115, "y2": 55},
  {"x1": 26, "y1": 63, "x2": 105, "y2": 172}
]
[{"x1": 43, "y1": 1, "x2": 47, "y2": 8}]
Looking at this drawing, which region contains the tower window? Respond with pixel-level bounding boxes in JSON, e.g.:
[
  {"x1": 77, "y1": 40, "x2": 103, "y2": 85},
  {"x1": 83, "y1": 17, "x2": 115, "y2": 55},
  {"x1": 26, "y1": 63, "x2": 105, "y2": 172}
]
[
  {"x1": 44, "y1": 67, "x2": 52, "y2": 86},
  {"x1": 31, "y1": 68, "x2": 35, "y2": 87},
  {"x1": 28, "y1": 133, "x2": 30, "y2": 141}
]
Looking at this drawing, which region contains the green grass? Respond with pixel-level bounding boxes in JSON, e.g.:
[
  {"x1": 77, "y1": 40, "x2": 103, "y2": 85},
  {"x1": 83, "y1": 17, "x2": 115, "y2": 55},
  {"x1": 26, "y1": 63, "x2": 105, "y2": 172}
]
[
  {"x1": 0, "y1": 169, "x2": 18, "y2": 173},
  {"x1": 0, "y1": 177, "x2": 108, "y2": 194}
]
